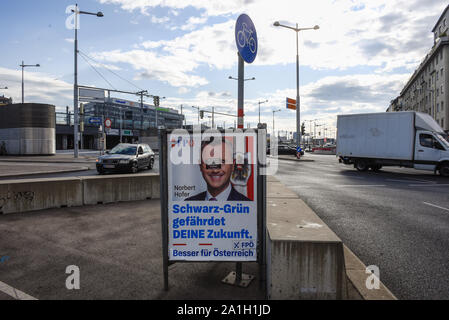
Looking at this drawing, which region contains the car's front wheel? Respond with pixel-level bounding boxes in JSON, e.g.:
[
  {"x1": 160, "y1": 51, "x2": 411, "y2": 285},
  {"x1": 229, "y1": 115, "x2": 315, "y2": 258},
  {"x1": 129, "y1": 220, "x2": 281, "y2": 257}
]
[
  {"x1": 131, "y1": 162, "x2": 138, "y2": 173},
  {"x1": 148, "y1": 158, "x2": 154, "y2": 170}
]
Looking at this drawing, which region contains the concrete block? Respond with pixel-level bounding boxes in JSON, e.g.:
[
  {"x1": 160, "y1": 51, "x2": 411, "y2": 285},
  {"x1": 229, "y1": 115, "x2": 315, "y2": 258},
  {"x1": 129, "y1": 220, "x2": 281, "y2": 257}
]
[
  {"x1": 82, "y1": 173, "x2": 159, "y2": 205},
  {"x1": 266, "y1": 176, "x2": 347, "y2": 300},
  {"x1": 0, "y1": 177, "x2": 82, "y2": 214}
]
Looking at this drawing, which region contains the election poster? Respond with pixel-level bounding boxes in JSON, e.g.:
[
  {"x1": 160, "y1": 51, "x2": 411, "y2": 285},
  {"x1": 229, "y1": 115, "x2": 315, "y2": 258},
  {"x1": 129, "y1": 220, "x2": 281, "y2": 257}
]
[{"x1": 167, "y1": 130, "x2": 258, "y2": 261}]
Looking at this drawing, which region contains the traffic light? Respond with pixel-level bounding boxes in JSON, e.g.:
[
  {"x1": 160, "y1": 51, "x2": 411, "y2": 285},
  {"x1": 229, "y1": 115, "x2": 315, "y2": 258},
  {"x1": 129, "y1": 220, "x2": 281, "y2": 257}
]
[
  {"x1": 153, "y1": 96, "x2": 160, "y2": 107},
  {"x1": 125, "y1": 110, "x2": 133, "y2": 120},
  {"x1": 200, "y1": 110, "x2": 204, "y2": 119},
  {"x1": 301, "y1": 122, "x2": 305, "y2": 136}
]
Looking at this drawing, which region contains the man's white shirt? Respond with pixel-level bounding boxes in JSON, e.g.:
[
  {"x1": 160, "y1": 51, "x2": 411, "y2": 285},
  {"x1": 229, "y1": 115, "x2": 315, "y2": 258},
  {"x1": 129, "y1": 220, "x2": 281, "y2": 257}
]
[{"x1": 205, "y1": 183, "x2": 232, "y2": 201}]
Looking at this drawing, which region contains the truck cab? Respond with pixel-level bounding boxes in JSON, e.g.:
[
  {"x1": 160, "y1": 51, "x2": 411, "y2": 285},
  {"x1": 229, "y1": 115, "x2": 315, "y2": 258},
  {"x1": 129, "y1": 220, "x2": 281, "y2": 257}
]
[{"x1": 414, "y1": 130, "x2": 449, "y2": 175}]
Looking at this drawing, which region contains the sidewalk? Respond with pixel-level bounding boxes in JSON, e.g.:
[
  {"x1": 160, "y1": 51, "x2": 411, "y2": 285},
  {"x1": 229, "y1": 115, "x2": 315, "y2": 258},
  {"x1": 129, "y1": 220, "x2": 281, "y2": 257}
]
[
  {"x1": 0, "y1": 162, "x2": 90, "y2": 178},
  {"x1": 0, "y1": 186, "x2": 396, "y2": 300},
  {"x1": 0, "y1": 152, "x2": 98, "y2": 164},
  {"x1": 0, "y1": 199, "x2": 263, "y2": 300}
]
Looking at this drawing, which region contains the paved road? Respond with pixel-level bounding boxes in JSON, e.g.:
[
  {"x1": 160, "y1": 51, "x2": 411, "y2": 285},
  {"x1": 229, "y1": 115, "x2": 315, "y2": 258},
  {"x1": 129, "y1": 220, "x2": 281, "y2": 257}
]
[{"x1": 274, "y1": 153, "x2": 449, "y2": 300}]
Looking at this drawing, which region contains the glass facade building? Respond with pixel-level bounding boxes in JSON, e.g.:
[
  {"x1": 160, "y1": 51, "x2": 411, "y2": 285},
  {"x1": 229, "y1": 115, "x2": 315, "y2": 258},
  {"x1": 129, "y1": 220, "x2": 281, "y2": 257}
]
[
  {"x1": 83, "y1": 97, "x2": 184, "y2": 130},
  {"x1": 55, "y1": 97, "x2": 184, "y2": 150}
]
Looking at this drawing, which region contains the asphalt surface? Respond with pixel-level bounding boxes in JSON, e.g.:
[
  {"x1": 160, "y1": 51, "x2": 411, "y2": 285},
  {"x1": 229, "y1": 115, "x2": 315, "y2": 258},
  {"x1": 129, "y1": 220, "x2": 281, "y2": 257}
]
[
  {"x1": 0, "y1": 200, "x2": 262, "y2": 300},
  {"x1": 274, "y1": 153, "x2": 449, "y2": 300}
]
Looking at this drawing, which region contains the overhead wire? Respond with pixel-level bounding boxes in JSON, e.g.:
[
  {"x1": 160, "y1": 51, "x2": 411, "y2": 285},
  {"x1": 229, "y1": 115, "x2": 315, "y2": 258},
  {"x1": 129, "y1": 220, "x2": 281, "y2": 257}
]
[
  {"x1": 78, "y1": 49, "x2": 144, "y2": 92},
  {"x1": 78, "y1": 50, "x2": 117, "y2": 90}
]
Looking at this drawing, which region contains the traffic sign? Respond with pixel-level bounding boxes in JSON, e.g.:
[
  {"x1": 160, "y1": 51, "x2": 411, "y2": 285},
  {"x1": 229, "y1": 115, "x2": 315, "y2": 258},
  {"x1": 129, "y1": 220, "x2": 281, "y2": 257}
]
[
  {"x1": 235, "y1": 14, "x2": 258, "y2": 63},
  {"x1": 89, "y1": 117, "x2": 102, "y2": 125},
  {"x1": 104, "y1": 118, "x2": 112, "y2": 129},
  {"x1": 286, "y1": 97, "x2": 296, "y2": 110}
]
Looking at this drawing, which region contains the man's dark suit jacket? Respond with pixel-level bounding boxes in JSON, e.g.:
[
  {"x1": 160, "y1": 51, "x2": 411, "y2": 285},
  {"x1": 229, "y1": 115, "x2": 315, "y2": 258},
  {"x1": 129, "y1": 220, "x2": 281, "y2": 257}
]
[{"x1": 185, "y1": 186, "x2": 251, "y2": 201}]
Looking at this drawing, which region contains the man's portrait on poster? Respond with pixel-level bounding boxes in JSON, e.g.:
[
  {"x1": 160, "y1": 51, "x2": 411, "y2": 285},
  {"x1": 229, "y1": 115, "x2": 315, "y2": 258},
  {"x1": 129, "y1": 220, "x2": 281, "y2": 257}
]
[{"x1": 185, "y1": 137, "x2": 251, "y2": 201}]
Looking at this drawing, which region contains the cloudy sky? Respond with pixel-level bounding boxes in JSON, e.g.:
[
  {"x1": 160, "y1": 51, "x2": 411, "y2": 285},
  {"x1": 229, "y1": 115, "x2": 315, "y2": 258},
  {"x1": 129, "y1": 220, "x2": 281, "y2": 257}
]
[{"x1": 0, "y1": 0, "x2": 447, "y2": 137}]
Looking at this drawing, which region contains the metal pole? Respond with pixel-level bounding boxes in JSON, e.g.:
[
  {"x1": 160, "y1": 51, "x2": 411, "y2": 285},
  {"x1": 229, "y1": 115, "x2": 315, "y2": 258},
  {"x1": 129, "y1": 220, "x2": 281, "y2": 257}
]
[
  {"x1": 296, "y1": 25, "x2": 301, "y2": 148},
  {"x1": 141, "y1": 91, "x2": 144, "y2": 140},
  {"x1": 237, "y1": 52, "x2": 244, "y2": 129},
  {"x1": 212, "y1": 107, "x2": 214, "y2": 129},
  {"x1": 73, "y1": 4, "x2": 79, "y2": 158},
  {"x1": 21, "y1": 61, "x2": 24, "y2": 104},
  {"x1": 258, "y1": 101, "x2": 261, "y2": 124},
  {"x1": 120, "y1": 107, "x2": 123, "y2": 143}
]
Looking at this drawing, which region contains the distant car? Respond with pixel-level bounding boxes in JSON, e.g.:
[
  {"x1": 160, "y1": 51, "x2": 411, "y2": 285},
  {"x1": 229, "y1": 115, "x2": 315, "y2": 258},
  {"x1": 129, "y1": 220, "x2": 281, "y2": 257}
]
[
  {"x1": 277, "y1": 144, "x2": 296, "y2": 155},
  {"x1": 96, "y1": 143, "x2": 155, "y2": 174}
]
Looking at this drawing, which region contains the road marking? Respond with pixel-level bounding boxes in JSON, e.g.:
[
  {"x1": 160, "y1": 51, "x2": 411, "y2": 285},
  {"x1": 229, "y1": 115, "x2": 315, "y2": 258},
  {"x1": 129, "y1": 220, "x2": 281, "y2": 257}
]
[
  {"x1": 335, "y1": 184, "x2": 386, "y2": 187},
  {"x1": 423, "y1": 202, "x2": 449, "y2": 212},
  {"x1": 408, "y1": 184, "x2": 449, "y2": 187},
  {"x1": 0, "y1": 281, "x2": 38, "y2": 300}
]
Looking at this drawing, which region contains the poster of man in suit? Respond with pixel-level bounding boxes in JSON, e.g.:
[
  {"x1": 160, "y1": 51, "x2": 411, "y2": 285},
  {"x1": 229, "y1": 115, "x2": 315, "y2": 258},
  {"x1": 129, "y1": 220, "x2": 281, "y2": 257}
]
[{"x1": 167, "y1": 130, "x2": 258, "y2": 261}]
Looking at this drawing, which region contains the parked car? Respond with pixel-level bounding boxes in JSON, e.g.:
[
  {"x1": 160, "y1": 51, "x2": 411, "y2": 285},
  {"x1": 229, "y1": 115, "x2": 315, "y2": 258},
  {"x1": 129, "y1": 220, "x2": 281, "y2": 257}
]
[{"x1": 96, "y1": 143, "x2": 155, "y2": 174}]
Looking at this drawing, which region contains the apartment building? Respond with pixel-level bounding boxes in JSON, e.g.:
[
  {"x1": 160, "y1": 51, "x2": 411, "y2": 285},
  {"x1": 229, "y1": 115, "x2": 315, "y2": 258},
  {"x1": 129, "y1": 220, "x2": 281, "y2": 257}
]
[{"x1": 389, "y1": 5, "x2": 449, "y2": 131}]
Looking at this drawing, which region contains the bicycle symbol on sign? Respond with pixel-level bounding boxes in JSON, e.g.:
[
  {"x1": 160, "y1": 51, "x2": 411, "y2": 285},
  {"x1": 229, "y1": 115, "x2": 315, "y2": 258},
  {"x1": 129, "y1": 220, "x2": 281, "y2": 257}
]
[{"x1": 237, "y1": 23, "x2": 257, "y2": 54}]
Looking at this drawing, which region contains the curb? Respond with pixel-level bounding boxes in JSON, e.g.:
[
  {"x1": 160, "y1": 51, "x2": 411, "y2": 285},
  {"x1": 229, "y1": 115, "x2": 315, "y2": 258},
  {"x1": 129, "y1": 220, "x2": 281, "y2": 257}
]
[
  {"x1": 268, "y1": 156, "x2": 315, "y2": 162},
  {"x1": 344, "y1": 245, "x2": 397, "y2": 300},
  {"x1": 0, "y1": 167, "x2": 90, "y2": 179}
]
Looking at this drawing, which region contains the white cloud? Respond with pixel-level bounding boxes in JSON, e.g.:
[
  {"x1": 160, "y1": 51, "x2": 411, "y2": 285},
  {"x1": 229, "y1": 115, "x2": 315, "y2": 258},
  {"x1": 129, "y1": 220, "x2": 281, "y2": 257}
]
[
  {"x1": 91, "y1": 0, "x2": 447, "y2": 132},
  {"x1": 97, "y1": 0, "x2": 446, "y2": 72},
  {"x1": 0, "y1": 67, "x2": 73, "y2": 110}
]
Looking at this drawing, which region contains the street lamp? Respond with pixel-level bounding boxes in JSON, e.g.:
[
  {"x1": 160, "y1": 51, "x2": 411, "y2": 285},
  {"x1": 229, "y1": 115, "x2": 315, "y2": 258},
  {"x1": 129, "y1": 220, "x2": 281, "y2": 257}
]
[
  {"x1": 72, "y1": 4, "x2": 103, "y2": 158},
  {"x1": 258, "y1": 99, "x2": 268, "y2": 125},
  {"x1": 272, "y1": 109, "x2": 282, "y2": 137},
  {"x1": 192, "y1": 105, "x2": 202, "y2": 125},
  {"x1": 19, "y1": 61, "x2": 40, "y2": 103},
  {"x1": 155, "y1": 96, "x2": 166, "y2": 129},
  {"x1": 273, "y1": 21, "x2": 319, "y2": 148}
]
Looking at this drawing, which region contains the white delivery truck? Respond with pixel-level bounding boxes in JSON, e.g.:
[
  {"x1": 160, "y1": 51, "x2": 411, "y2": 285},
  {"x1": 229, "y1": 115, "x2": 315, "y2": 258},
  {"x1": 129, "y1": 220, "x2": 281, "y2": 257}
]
[{"x1": 336, "y1": 111, "x2": 449, "y2": 176}]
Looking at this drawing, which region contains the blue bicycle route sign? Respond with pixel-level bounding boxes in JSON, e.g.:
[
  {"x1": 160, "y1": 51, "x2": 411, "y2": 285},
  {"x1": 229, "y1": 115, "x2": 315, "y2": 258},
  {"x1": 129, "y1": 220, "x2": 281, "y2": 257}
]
[{"x1": 235, "y1": 14, "x2": 258, "y2": 63}]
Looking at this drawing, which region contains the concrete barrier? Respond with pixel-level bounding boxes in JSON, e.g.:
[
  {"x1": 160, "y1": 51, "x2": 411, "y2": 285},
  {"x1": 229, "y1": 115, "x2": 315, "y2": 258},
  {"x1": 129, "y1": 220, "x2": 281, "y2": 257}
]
[
  {"x1": 83, "y1": 173, "x2": 159, "y2": 205},
  {"x1": 0, "y1": 177, "x2": 83, "y2": 214},
  {"x1": 0, "y1": 173, "x2": 160, "y2": 214},
  {"x1": 266, "y1": 176, "x2": 347, "y2": 299}
]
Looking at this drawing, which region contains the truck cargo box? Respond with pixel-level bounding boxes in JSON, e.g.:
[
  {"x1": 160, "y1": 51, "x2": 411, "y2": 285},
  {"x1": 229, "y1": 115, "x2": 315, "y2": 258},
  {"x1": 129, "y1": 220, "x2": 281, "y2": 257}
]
[{"x1": 337, "y1": 112, "x2": 415, "y2": 161}]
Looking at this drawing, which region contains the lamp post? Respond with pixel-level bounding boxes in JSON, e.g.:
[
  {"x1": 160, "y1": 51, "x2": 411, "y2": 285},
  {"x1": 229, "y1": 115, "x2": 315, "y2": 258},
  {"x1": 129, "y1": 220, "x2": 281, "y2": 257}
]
[
  {"x1": 272, "y1": 109, "x2": 281, "y2": 137},
  {"x1": 258, "y1": 99, "x2": 268, "y2": 125},
  {"x1": 192, "y1": 106, "x2": 201, "y2": 126},
  {"x1": 154, "y1": 96, "x2": 166, "y2": 130},
  {"x1": 19, "y1": 61, "x2": 40, "y2": 104},
  {"x1": 273, "y1": 21, "x2": 319, "y2": 149},
  {"x1": 71, "y1": 4, "x2": 103, "y2": 158}
]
